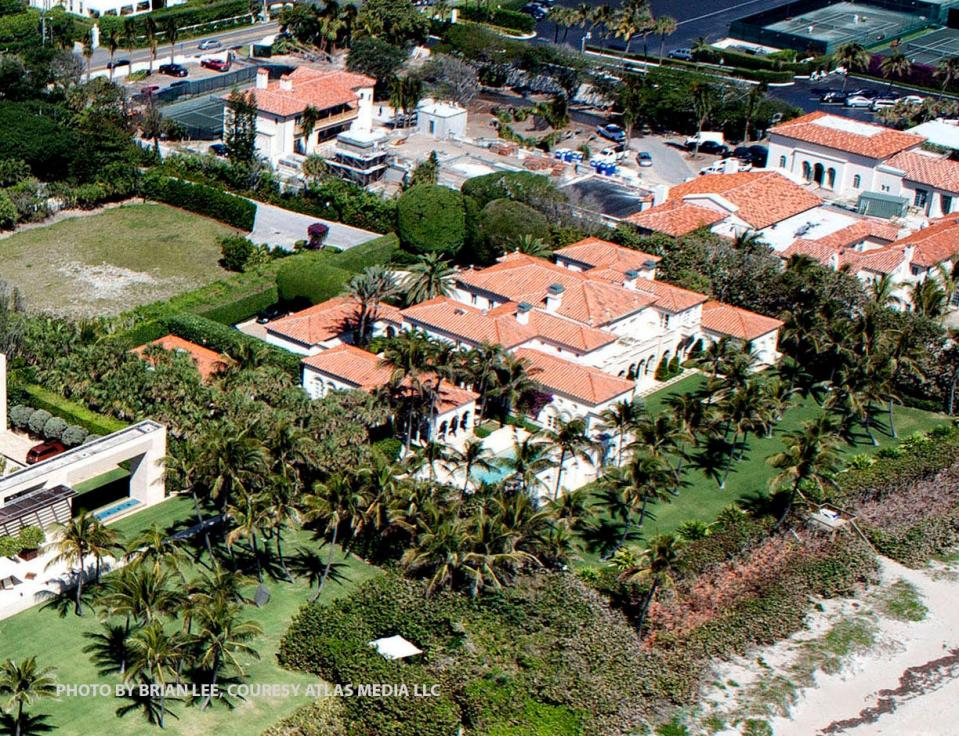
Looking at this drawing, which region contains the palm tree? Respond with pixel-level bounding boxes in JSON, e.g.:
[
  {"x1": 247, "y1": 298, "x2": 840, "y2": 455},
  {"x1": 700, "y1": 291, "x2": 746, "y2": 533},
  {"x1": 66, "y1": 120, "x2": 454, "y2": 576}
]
[
  {"x1": 504, "y1": 433, "x2": 555, "y2": 497},
  {"x1": 489, "y1": 353, "x2": 536, "y2": 421},
  {"x1": 600, "y1": 451, "x2": 674, "y2": 549},
  {"x1": 163, "y1": 18, "x2": 179, "y2": 65},
  {"x1": 196, "y1": 424, "x2": 269, "y2": 514},
  {"x1": 403, "y1": 253, "x2": 455, "y2": 305},
  {"x1": 463, "y1": 342, "x2": 507, "y2": 420},
  {"x1": 598, "y1": 397, "x2": 645, "y2": 466},
  {"x1": 389, "y1": 76, "x2": 423, "y2": 128},
  {"x1": 302, "y1": 473, "x2": 366, "y2": 599},
  {"x1": 615, "y1": 533, "x2": 682, "y2": 636},
  {"x1": 833, "y1": 42, "x2": 870, "y2": 92},
  {"x1": 451, "y1": 438, "x2": 497, "y2": 493},
  {"x1": 46, "y1": 512, "x2": 97, "y2": 616},
  {"x1": 655, "y1": 15, "x2": 677, "y2": 64},
  {"x1": 299, "y1": 105, "x2": 323, "y2": 151},
  {"x1": 82, "y1": 30, "x2": 93, "y2": 82},
  {"x1": 512, "y1": 234, "x2": 552, "y2": 258},
  {"x1": 935, "y1": 56, "x2": 959, "y2": 98},
  {"x1": 225, "y1": 488, "x2": 271, "y2": 581},
  {"x1": 125, "y1": 523, "x2": 186, "y2": 575},
  {"x1": 145, "y1": 16, "x2": 159, "y2": 75},
  {"x1": 125, "y1": 622, "x2": 185, "y2": 729},
  {"x1": 100, "y1": 565, "x2": 183, "y2": 629},
  {"x1": 194, "y1": 601, "x2": 262, "y2": 709},
  {"x1": 88, "y1": 519, "x2": 121, "y2": 583},
  {"x1": 0, "y1": 658, "x2": 57, "y2": 736},
  {"x1": 869, "y1": 272, "x2": 902, "y2": 310},
  {"x1": 611, "y1": 5, "x2": 641, "y2": 60},
  {"x1": 83, "y1": 622, "x2": 134, "y2": 676},
  {"x1": 910, "y1": 277, "x2": 947, "y2": 319},
  {"x1": 348, "y1": 265, "x2": 399, "y2": 346},
  {"x1": 880, "y1": 50, "x2": 912, "y2": 91},
  {"x1": 768, "y1": 413, "x2": 841, "y2": 529},
  {"x1": 106, "y1": 27, "x2": 121, "y2": 80},
  {"x1": 544, "y1": 417, "x2": 596, "y2": 499}
]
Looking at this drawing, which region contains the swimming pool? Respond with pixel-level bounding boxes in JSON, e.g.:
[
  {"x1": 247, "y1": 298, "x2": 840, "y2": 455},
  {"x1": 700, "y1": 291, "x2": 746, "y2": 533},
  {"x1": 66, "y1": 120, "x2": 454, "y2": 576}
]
[
  {"x1": 93, "y1": 498, "x2": 140, "y2": 521},
  {"x1": 471, "y1": 451, "x2": 515, "y2": 487}
]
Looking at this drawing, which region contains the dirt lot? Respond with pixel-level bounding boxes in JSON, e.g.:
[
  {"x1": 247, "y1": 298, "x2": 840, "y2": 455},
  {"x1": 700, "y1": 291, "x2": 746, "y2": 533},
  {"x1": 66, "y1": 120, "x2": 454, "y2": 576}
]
[{"x1": 0, "y1": 203, "x2": 235, "y2": 318}]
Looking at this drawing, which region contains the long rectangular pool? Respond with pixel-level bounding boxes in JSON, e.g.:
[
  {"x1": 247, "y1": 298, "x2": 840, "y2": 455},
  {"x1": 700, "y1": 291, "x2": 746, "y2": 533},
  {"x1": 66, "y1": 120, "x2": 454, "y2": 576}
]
[{"x1": 93, "y1": 497, "x2": 140, "y2": 521}]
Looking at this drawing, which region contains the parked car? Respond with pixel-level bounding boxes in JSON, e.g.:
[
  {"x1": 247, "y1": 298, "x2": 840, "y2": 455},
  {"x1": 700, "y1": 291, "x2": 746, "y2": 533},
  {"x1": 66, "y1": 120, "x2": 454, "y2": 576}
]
[
  {"x1": 844, "y1": 94, "x2": 874, "y2": 108},
  {"x1": 198, "y1": 38, "x2": 222, "y2": 50},
  {"x1": 700, "y1": 158, "x2": 750, "y2": 176},
  {"x1": 201, "y1": 57, "x2": 230, "y2": 72},
  {"x1": 871, "y1": 94, "x2": 900, "y2": 110},
  {"x1": 820, "y1": 90, "x2": 848, "y2": 104},
  {"x1": 733, "y1": 145, "x2": 768, "y2": 167},
  {"x1": 140, "y1": 84, "x2": 160, "y2": 96},
  {"x1": 636, "y1": 151, "x2": 653, "y2": 167},
  {"x1": 256, "y1": 304, "x2": 288, "y2": 324},
  {"x1": 209, "y1": 143, "x2": 228, "y2": 157},
  {"x1": 26, "y1": 440, "x2": 66, "y2": 465},
  {"x1": 692, "y1": 140, "x2": 730, "y2": 156},
  {"x1": 667, "y1": 48, "x2": 694, "y2": 61},
  {"x1": 520, "y1": 2, "x2": 547, "y2": 19},
  {"x1": 596, "y1": 123, "x2": 626, "y2": 143},
  {"x1": 902, "y1": 94, "x2": 925, "y2": 105},
  {"x1": 158, "y1": 63, "x2": 188, "y2": 77},
  {"x1": 106, "y1": 58, "x2": 130, "y2": 70}
]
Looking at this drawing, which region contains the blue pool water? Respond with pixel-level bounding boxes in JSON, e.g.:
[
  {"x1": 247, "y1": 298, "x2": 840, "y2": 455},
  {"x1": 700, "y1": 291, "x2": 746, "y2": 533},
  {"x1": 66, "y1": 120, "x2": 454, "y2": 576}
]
[
  {"x1": 471, "y1": 451, "x2": 515, "y2": 486},
  {"x1": 94, "y1": 498, "x2": 140, "y2": 521}
]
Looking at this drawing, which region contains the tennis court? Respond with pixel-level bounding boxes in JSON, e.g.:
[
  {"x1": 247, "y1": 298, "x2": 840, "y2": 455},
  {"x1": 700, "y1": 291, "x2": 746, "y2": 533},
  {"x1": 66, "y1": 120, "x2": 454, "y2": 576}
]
[
  {"x1": 161, "y1": 95, "x2": 226, "y2": 140},
  {"x1": 902, "y1": 27, "x2": 959, "y2": 64},
  {"x1": 764, "y1": 2, "x2": 928, "y2": 49}
]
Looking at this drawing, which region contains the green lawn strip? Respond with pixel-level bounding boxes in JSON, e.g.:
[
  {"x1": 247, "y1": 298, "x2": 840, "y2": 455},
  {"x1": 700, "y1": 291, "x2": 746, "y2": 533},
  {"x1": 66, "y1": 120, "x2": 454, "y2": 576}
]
[
  {"x1": 0, "y1": 494, "x2": 378, "y2": 736},
  {"x1": 0, "y1": 204, "x2": 233, "y2": 316},
  {"x1": 579, "y1": 375, "x2": 947, "y2": 562}
]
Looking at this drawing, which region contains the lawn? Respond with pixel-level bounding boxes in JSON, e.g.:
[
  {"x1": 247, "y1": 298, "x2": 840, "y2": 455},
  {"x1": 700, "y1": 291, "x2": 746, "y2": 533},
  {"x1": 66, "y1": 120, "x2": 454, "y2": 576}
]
[
  {"x1": 0, "y1": 494, "x2": 380, "y2": 736},
  {"x1": 586, "y1": 373, "x2": 948, "y2": 547},
  {"x1": 0, "y1": 204, "x2": 235, "y2": 318}
]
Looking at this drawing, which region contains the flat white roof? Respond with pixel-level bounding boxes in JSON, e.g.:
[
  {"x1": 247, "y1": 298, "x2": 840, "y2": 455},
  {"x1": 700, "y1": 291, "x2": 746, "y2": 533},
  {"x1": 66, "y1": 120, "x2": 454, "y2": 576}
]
[
  {"x1": 418, "y1": 101, "x2": 466, "y2": 118},
  {"x1": 908, "y1": 119, "x2": 959, "y2": 151},
  {"x1": 760, "y1": 205, "x2": 861, "y2": 252},
  {"x1": 811, "y1": 115, "x2": 881, "y2": 138}
]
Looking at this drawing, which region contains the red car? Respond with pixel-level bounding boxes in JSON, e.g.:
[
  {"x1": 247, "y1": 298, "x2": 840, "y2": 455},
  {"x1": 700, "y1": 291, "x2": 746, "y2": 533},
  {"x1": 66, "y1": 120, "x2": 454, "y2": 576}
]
[
  {"x1": 201, "y1": 58, "x2": 231, "y2": 72},
  {"x1": 26, "y1": 440, "x2": 67, "y2": 465}
]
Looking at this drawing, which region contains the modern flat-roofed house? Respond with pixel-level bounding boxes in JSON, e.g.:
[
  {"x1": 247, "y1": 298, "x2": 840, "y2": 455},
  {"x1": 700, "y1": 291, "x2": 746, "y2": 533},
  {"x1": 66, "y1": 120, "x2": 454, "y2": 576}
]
[
  {"x1": 242, "y1": 67, "x2": 375, "y2": 165},
  {"x1": 767, "y1": 112, "x2": 923, "y2": 199}
]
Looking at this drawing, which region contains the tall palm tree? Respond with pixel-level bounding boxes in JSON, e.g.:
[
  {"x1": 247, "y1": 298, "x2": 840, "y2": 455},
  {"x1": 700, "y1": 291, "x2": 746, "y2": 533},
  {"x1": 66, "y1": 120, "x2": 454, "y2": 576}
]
[
  {"x1": 302, "y1": 473, "x2": 366, "y2": 598},
  {"x1": 451, "y1": 438, "x2": 497, "y2": 493},
  {"x1": 100, "y1": 565, "x2": 183, "y2": 629},
  {"x1": 105, "y1": 27, "x2": 121, "y2": 80},
  {"x1": 544, "y1": 417, "x2": 596, "y2": 499},
  {"x1": 880, "y1": 50, "x2": 912, "y2": 91},
  {"x1": 0, "y1": 658, "x2": 57, "y2": 736},
  {"x1": 611, "y1": 4, "x2": 641, "y2": 59},
  {"x1": 163, "y1": 17, "x2": 179, "y2": 65},
  {"x1": 869, "y1": 272, "x2": 902, "y2": 310},
  {"x1": 196, "y1": 424, "x2": 269, "y2": 514},
  {"x1": 910, "y1": 277, "x2": 947, "y2": 318},
  {"x1": 145, "y1": 16, "x2": 159, "y2": 75},
  {"x1": 615, "y1": 532, "x2": 682, "y2": 636},
  {"x1": 935, "y1": 56, "x2": 959, "y2": 97},
  {"x1": 299, "y1": 105, "x2": 323, "y2": 151},
  {"x1": 348, "y1": 265, "x2": 400, "y2": 346},
  {"x1": 125, "y1": 622, "x2": 185, "y2": 729},
  {"x1": 768, "y1": 413, "x2": 841, "y2": 528},
  {"x1": 598, "y1": 397, "x2": 645, "y2": 466},
  {"x1": 88, "y1": 519, "x2": 122, "y2": 583},
  {"x1": 403, "y1": 253, "x2": 455, "y2": 305},
  {"x1": 463, "y1": 342, "x2": 507, "y2": 420},
  {"x1": 833, "y1": 42, "x2": 870, "y2": 92},
  {"x1": 489, "y1": 353, "x2": 536, "y2": 422},
  {"x1": 505, "y1": 433, "x2": 555, "y2": 497},
  {"x1": 655, "y1": 15, "x2": 677, "y2": 63},
  {"x1": 194, "y1": 601, "x2": 262, "y2": 709},
  {"x1": 389, "y1": 76, "x2": 423, "y2": 129},
  {"x1": 46, "y1": 512, "x2": 97, "y2": 616}
]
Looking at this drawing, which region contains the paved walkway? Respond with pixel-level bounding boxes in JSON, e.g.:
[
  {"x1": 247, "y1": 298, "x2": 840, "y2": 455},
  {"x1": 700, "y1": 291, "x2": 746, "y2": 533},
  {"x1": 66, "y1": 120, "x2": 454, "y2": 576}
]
[{"x1": 249, "y1": 201, "x2": 381, "y2": 251}]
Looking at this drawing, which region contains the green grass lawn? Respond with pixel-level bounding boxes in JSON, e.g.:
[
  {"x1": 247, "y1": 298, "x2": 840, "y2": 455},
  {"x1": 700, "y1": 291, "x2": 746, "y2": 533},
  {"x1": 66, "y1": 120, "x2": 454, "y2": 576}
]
[
  {"x1": 0, "y1": 204, "x2": 235, "y2": 318},
  {"x1": 0, "y1": 495, "x2": 379, "y2": 736},
  {"x1": 584, "y1": 373, "x2": 948, "y2": 552}
]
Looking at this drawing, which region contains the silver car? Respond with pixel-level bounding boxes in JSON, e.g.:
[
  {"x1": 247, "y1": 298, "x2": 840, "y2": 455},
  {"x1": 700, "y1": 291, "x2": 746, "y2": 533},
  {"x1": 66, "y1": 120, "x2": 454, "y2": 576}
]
[{"x1": 198, "y1": 39, "x2": 222, "y2": 50}]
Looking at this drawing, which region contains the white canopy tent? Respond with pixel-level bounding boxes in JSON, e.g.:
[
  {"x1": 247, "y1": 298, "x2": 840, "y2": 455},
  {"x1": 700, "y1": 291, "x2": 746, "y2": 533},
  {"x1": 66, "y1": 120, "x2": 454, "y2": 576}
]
[{"x1": 368, "y1": 635, "x2": 423, "y2": 660}]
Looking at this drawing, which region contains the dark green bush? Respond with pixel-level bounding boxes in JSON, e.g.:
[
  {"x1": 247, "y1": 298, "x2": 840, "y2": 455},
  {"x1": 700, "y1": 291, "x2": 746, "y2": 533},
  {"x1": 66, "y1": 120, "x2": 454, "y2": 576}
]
[
  {"x1": 329, "y1": 233, "x2": 400, "y2": 272},
  {"x1": 219, "y1": 234, "x2": 255, "y2": 272},
  {"x1": 22, "y1": 385, "x2": 127, "y2": 436},
  {"x1": 461, "y1": 171, "x2": 563, "y2": 209},
  {"x1": 143, "y1": 174, "x2": 256, "y2": 230},
  {"x1": 458, "y1": 5, "x2": 534, "y2": 32},
  {"x1": 474, "y1": 198, "x2": 549, "y2": 261},
  {"x1": 99, "y1": 0, "x2": 250, "y2": 41},
  {"x1": 0, "y1": 100, "x2": 75, "y2": 179},
  {"x1": 276, "y1": 253, "x2": 351, "y2": 305},
  {"x1": 196, "y1": 286, "x2": 278, "y2": 325},
  {"x1": 396, "y1": 184, "x2": 465, "y2": 256}
]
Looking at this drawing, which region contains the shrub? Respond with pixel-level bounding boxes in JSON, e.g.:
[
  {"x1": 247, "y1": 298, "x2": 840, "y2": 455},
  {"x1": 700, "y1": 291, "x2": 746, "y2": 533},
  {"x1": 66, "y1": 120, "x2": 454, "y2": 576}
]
[
  {"x1": 8, "y1": 404, "x2": 33, "y2": 429},
  {"x1": 99, "y1": 0, "x2": 250, "y2": 40},
  {"x1": 22, "y1": 385, "x2": 126, "y2": 436},
  {"x1": 17, "y1": 526, "x2": 44, "y2": 550},
  {"x1": 219, "y1": 234, "x2": 256, "y2": 272},
  {"x1": 0, "y1": 536, "x2": 20, "y2": 557},
  {"x1": 27, "y1": 408, "x2": 51, "y2": 436},
  {"x1": 396, "y1": 184, "x2": 465, "y2": 256},
  {"x1": 0, "y1": 189, "x2": 16, "y2": 229},
  {"x1": 330, "y1": 233, "x2": 400, "y2": 272},
  {"x1": 276, "y1": 254, "x2": 351, "y2": 305},
  {"x1": 42, "y1": 415, "x2": 68, "y2": 441},
  {"x1": 458, "y1": 5, "x2": 534, "y2": 32},
  {"x1": 61, "y1": 424, "x2": 89, "y2": 448},
  {"x1": 473, "y1": 198, "x2": 549, "y2": 262},
  {"x1": 143, "y1": 174, "x2": 256, "y2": 230},
  {"x1": 0, "y1": 100, "x2": 76, "y2": 179},
  {"x1": 461, "y1": 171, "x2": 564, "y2": 209},
  {"x1": 196, "y1": 286, "x2": 278, "y2": 325}
]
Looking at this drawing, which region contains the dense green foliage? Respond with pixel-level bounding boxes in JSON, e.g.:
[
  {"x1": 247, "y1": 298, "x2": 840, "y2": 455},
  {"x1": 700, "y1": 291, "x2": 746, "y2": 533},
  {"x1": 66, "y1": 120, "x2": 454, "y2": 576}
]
[
  {"x1": 0, "y1": 101, "x2": 75, "y2": 179},
  {"x1": 458, "y1": 5, "x2": 535, "y2": 32},
  {"x1": 14, "y1": 384, "x2": 126, "y2": 436},
  {"x1": 461, "y1": 171, "x2": 564, "y2": 210},
  {"x1": 276, "y1": 253, "x2": 352, "y2": 305},
  {"x1": 396, "y1": 184, "x2": 466, "y2": 255},
  {"x1": 98, "y1": 0, "x2": 251, "y2": 41},
  {"x1": 143, "y1": 174, "x2": 256, "y2": 230}
]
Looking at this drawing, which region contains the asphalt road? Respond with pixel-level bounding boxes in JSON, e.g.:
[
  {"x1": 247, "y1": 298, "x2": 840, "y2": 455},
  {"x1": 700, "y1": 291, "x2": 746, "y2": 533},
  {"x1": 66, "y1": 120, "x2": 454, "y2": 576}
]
[{"x1": 250, "y1": 201, "x2": 380, "y2": 250}]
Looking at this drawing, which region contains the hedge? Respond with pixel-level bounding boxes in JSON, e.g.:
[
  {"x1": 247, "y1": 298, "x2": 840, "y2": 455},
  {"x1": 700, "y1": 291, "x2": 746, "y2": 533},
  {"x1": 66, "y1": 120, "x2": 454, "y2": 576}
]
[
  {"x1": 143, "y1": 174, "x2": 256, "y2": 231},
  {"x1": 164, "y1": 313, "x2": 302, "y2": 377},
  {"x1": 196, "y1": 285, "x2": 277, "y2": 325},
  {"x1": 99, "y1": 0, "x2": 251, "y2": 42},
  {"x1": 276, "y1": 254, "x2": 352, "y2": 306},
  {"x1": 396, "y1": 185, "x2": 466, "y2": 256},
  {"x1": 458, "y1": 5, "x2": 534, "y2": 33},
  {"x1": 21, "y1": 384, "x2": 126, "y2": 436},
  {"x1": 329, "y1": 233, "x2": 401, "y2": 273}
]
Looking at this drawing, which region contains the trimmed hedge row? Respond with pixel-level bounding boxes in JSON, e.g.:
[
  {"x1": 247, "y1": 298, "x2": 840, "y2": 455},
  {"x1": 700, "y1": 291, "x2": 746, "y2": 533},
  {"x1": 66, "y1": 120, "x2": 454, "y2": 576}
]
[
  {"x1": 8, "y1": 404, "x2": 92, "y2": 447},
  {"x1": 276, "y1": 253, "x2": 351, "y2": 305},
  {"x1": 99, "y1": 0, "x2": 250, "y2": 41},
  {"x1": 196, "y1": 285, "x2": 277, "y2": 325},
  {"x1": 329, "y1": 233, "x2": 401, "y2": 272},
  {"x1": 143, "y1": 174, "x2": 256, "y2": 231},
  {"x1": 20, "y1": 384, "x2": 126, "y2": 436},
  {"x1": 458, "y1": 6, "x2": 535, "y2": 33}
]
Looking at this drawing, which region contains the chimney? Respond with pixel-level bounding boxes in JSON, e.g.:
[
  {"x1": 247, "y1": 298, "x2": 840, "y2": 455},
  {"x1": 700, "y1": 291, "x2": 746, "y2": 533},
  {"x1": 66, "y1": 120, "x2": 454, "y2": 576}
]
[
  {"x1": 652, "y1": 184, "x2": 668, "y2": 207},
  {"x1": 256, "y1": 68, "x2": 269, "y2": 90},
  {"x1": 279, "y1": 75, "x2": 293, "y2": 92},
  {"x1": 545, "y1": 283, "x2": 565, "y2": 313},
  {"x1": 642, "y1": 258, "x2": 658, "y2": 278},
  {"x1": 828, "y1": 252, "x2": 839, "y2": 271},
  {"x1": 903, "y1": 244, "x2": 915, "y2": 269},
  {"x1": 516, "y1": 301, "x2": 532, "y2": 325},
  {"x1": 623, "y1": 269, "x2": 639, "y2": 290}
]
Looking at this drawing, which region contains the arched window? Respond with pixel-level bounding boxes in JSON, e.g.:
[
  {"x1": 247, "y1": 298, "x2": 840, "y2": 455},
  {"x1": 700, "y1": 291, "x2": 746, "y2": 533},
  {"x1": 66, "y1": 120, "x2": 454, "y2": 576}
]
[
  {"x1": 386, "y1": 326, "x2": 396, "y2": 338},
  {"x1": 779, "y1": 155, "x2": 787, "y2": 168},
  {"x1": 450, "y1": 416, "x2": 459, "y2": 435},
  {"x1": 439, "y1": 420, "x2": 448, "y2": 436},
  {"x1": 627, "y1": 364, "x2": 636, "y2": 380},
  {"x1": 801, "y1": 161, "x2": 812, "y2": 181},
  {"x1": 852, "y1": 174, "x2": 861, "y2": 189},
  {"x1": 813, "y1": 163, "x2": 825, "y2": 186},
  {"x1": 826, "y1": 168, "x2": 837, "y2": 189},
  {"x1": 461, "y1": 411, "x2": 470, "y2": 429}
]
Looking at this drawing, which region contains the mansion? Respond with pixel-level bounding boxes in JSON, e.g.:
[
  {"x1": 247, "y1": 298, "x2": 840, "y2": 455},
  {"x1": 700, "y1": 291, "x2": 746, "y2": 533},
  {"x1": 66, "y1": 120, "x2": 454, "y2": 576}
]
[{"x1": 265, "y1": 238, "x2": 783, "y2": 448}]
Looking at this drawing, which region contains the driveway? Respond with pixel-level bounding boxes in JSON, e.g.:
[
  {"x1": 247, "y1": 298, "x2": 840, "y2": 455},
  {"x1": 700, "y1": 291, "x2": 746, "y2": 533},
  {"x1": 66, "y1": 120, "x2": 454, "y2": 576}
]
[
  {"x1": 249, "y1": 201, "x2": 381, "y2": 251},
  {"x1": 630, "y1": 136, "x2": 694, "y2": 186}
]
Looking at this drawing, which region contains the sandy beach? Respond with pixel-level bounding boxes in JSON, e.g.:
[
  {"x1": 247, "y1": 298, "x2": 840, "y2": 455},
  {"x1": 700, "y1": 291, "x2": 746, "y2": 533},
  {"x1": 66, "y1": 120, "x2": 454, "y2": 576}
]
[{"x1": 698, "y1": 556, "x2": 959, "y2": 735}]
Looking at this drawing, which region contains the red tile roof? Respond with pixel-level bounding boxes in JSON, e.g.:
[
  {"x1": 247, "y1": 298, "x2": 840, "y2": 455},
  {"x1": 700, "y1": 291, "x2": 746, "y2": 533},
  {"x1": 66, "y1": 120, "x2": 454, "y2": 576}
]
[
  {"x1": 769, "y1": 111, "x2": 923, "y2": 159},
  {"x1": 891, "y1": 216, "x2": 959, "y2": 268},
  {"x1": 885, "y1": 150, "x2": 959, "y2": 193},
  {"x1": 267, "y1": 296, "x2": 402, "y2": 347},
  {"x1": 842, "y1": 246, "x2": 908, "y2": 275},
  {"x1": 624, "y1": 199, "x2": 727, "y2": 236},
  {"x1": 667, "y1": 172, "x2": 822, "y2": 230},
  {"x1": 400, "y1": 297, "x2": 615, "y2": 353},
  {"x1": 553, "y1": 237, "x2": 661, "y2": 274},
  {"x1": 631, "y1": 278, "x2": 708, "y2": 313},
  {"x1": 456, "y1": 253, "x2": 657, "y2": 326},
  {"x1": 133, "y1": 335, "x2": 230, "y2": 381},
  {"x1": 302, "y1": 344, "x2": 477, "y2": 413},
  {"x1": 513, "y1": 348, "x2": 636, "y2": 406},
  {"x1": 249, "y1": 67, "x2": 375, "y2": 118},
  {"x1": 701, "y1": 302, "x2": 783, "y2": 341}
]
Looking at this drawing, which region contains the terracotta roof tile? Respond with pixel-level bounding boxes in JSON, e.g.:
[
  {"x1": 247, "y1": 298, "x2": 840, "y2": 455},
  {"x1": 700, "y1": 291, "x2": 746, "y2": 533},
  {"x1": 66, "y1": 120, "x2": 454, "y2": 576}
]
[
  {"x1": 781, "y1": 219, "x2": 901, "y2": 264},
  {"x1": 891, "y1": 216, "x2": 959, "y2": 268},
  {"x1": 247, "y1": 67, "x2": 375, "y2": 118},
  {"x1": 133, "y1": 335, "x2": 230, "y2": 381},
  {"x1": 267, "y1": 296, "x2": 402, "y2": 347},
  {"x1": 701, "y1": 301, "x2": 783, "y2": 341},
  {"x1": 631, "y1": 278, "x2": 708, "y2": 313},
  {"x1": 455, "y1": 253, "x2": 657, "y2": 326},
  {"x1": 513, "y1": 347, "x2": 635, "y2": 406},
  {"x1": 667, "y1": 172, "x2": 822, "y2": 230},
  {"x1": 624, "y1": 199, "x2": 727, "y2": 236},
  {"x1": 553, "y1": 237, "x2": 661, "y2": 273},
  {"x1": 769, "y1": 111, "x2": 923, "y2": 159},
  {"x1": 884, "y1": 150, "x2": 959, "y2": 193},
  {"x1": 842, "y1": 246, "x2": 908, "y2": 274}
]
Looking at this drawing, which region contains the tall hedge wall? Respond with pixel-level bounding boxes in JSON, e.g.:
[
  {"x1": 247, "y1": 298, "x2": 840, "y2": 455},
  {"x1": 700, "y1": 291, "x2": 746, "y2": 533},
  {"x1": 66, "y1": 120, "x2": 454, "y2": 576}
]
[
  {"x1": 143, "y1": 174, "x2": 256, "y2": 231},
  {"x1": 276, "y1": 254, "x2": 352, "y2": 305},
  {"x1": 21, "y1": 384, "x2": 126, "y2": 436}
]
